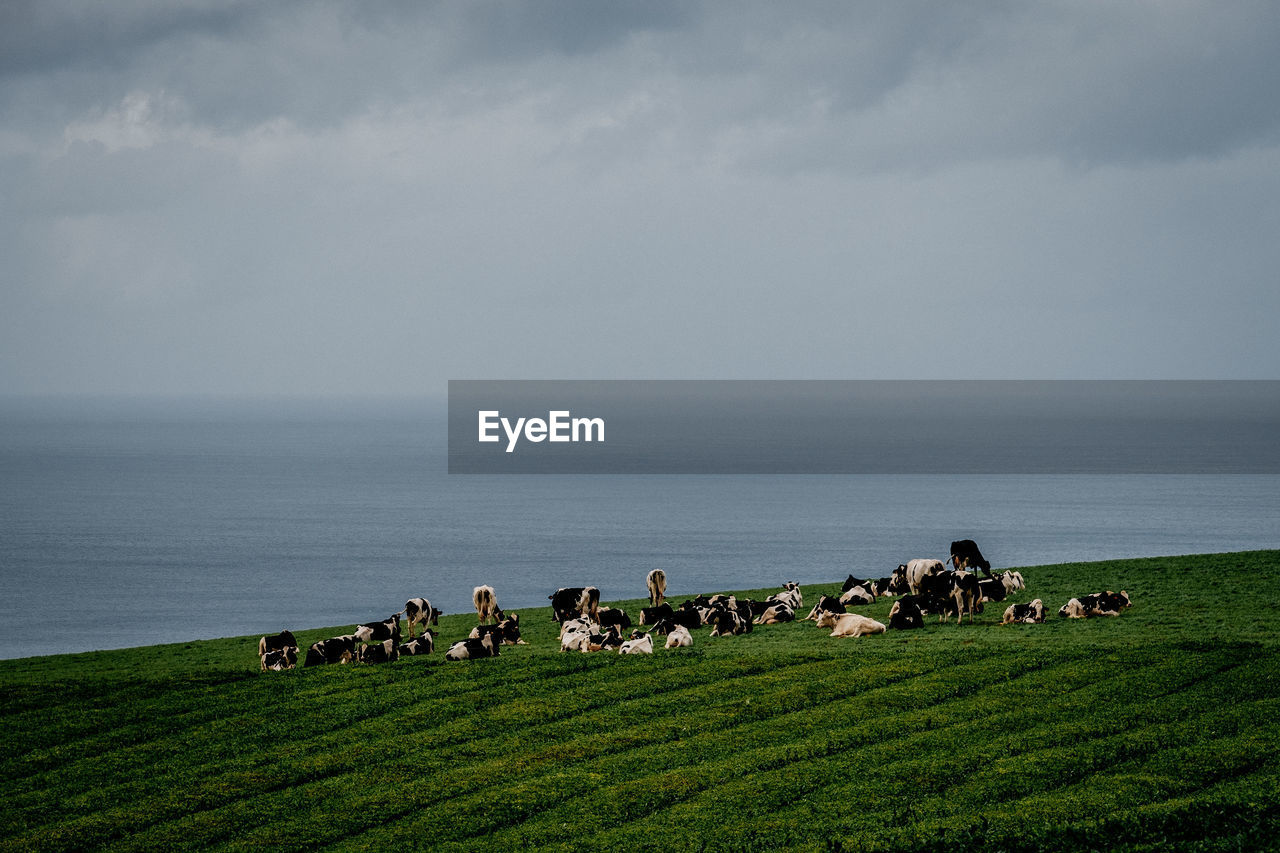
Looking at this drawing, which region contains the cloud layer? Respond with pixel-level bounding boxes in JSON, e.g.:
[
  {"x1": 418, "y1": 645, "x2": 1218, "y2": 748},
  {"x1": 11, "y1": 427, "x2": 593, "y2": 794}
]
[{"x1": 4, "y1": 1, "x2": 1279, "y2": 394}]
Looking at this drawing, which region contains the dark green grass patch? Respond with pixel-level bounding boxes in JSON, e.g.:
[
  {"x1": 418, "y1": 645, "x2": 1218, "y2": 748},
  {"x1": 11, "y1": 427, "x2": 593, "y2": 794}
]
[{"x1": 2, "y1": 551, "x2": 1279, "y2": 852}]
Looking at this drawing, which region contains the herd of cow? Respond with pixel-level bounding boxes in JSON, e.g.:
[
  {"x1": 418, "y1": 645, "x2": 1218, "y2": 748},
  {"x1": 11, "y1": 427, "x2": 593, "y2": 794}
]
[{"x1": 256, "y1": 539, "x2": 1133, "y2": 671}]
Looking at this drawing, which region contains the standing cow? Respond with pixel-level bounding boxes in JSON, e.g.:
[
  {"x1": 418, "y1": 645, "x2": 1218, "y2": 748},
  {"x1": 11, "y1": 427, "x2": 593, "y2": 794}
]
[
  {"x1": 948, "y1": 539, "x2": 993, "y2": 577},
  {"x1": 647, "y1": 569, "x2": 667, "y2": 607},
  {"x1": 473, "y1": 585, "x2": 503, "y2": 624}
]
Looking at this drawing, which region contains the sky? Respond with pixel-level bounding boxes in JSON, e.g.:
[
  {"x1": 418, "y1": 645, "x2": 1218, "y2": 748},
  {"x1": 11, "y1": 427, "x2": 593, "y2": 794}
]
[{"x1": 3, "y1": 0, "x2": 1279, "y2": 397}]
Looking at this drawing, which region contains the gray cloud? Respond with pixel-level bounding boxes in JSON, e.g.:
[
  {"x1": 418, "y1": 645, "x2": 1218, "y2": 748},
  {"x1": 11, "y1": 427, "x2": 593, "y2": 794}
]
[{"x1": 2, "y1": 2, "x2": 1279, "y2": 396}]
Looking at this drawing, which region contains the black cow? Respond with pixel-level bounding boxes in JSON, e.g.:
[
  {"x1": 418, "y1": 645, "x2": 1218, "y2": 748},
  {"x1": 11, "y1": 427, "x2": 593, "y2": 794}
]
[
  {"x1": 639, "y1": 602, "x2": 675, "y2": 625},
  {"x1": 887, "y1": 595, "x2": 925, "y2": 630},
  {"x1": 597, "y1": 607, "x2": 632, "y2": 631},
  {"x1": 404, "y1": 598, "x2": 442, "y2": 639},
  {"x1": 948, "y1": 539, "x2": 992, "y2": 577},
  {"x1": 304, "y1": 635, "x2": 357, "y2": 666}
]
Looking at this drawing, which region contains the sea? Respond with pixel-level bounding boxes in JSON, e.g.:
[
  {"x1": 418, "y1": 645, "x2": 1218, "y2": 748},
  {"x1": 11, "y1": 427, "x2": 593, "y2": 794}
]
[{"x1": 2, "y1": 396, "x2": 1278, "y2": 660}]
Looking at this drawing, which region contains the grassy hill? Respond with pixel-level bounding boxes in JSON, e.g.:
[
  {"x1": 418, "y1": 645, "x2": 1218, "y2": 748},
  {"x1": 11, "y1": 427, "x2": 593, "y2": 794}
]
[{"x1": 2, "y1": 551, "x2": 1278, "y2": 852}]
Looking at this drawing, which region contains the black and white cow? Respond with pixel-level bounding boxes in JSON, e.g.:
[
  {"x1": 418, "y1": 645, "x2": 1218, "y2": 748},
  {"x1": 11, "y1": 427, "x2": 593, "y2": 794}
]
[
  {"x1": 260, "y1": 646, "x2": 298, "y2": 671},
  {"x1": 397, "y1": 629, "x2": 437, "y2": 656},
  {"x1": 357, "y1": 638, "x2": 398, "y2": 664},
  {"x1": 618, "y1": 633, "x2": 653, "y2": 654},
  {"x1": 258, "y1": 630, "x2": 297, "y2": 670},
  {"x1": 1059, "y1": 591, "x2": 1131, "y2": 618},
  {"x1": 978, "y1": 576, "x2": 1009, "y2": 603},
  {"x1": 355, "y1": 614, "x2": 402, "y2": 646},
  {"x1": 647, "y1": 569, "x2": 667, "y2": 606},
  {"x1": 754, "y1": 602, "x2": 796, "y2": 625},
  {"x1": 803, "y1": 595, "x2": 846, "y2": 622},
  {"x1": 473, "y1": 585, "x2": 503, "y2": 624},
  {"x1": 582, "y1": 626, "x2": 623, "y2": 653},
  {"x1": 948, "y1": 539, "x2": 992, "y2": 577},
  {"x1": 839, "y1": 582, "x2": 877, "y2": 607},
  {"x1": 303, "y1": 635, "x2": 356, "y2": 666},
  {"x1": 887, "y1": 596, "x2": 925, "y2": 630},
  {"x1": 639, "y1": 602, "x2": 675, "y2": 626},
  {"x1": 404, "y1": 598, "x2": 442, "y2": 639},
  {"x1": 708, "y1": 607, "x2": 750, "y2": 637},
  {"x1": 919, "y1": 570, "x2": 981, "y2": 624},
  {"x1": 445, "y1": 633, "x2": 500, "y2": 660},
  {"x1": 469, "y1": 612, "x2": 527, "y2": 645},
  {"x1": 1002, "y1": 599, "x2": 1045, "y2": 624},
  {"x1": 596, "y1": 607, "x2": 632, "y2": 632},
  {"x1": 664, "y1": 624, "x2": 693, "y2": 648},
  {"x1": 775, "y1": 582, "x2": 803, "y2": 609}
]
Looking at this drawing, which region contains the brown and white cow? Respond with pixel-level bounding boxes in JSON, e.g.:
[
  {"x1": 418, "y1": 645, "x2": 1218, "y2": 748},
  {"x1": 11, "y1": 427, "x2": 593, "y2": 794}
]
[
  {"x1": 473, "y1": 585, "x2": 503, "y2": 624},
  {"x1": 647, "y1": 569, "x2": 667, "y2": 607}
]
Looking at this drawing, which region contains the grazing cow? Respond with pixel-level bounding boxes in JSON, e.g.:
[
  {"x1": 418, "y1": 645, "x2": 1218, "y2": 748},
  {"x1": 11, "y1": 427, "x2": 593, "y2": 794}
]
[
  {"x1": 548, "y1": 586, "x2": 599, "y2": 623},
  {"x1": 919, "y1": 570, "x2": 981, "y2": 623},
  {"x1": 754, "y1": 602, "x2": 796, "y2": 625},
  {"x1": 354, "y1": 614, "x2": 402, "y2": 646},
  {"x1": 618, "y1": 633, "x2": 654, "y2": 655},
  {"x1": 815, "y1": 611, "x2": 887, "y2": 638},
  {"x1": 639, "y1": 602, "x2": 675, "y2": 626},
  {"x1": 708, "y1": 608, "x2": 749, "y2": 637},
  {"x1": 948, "y1": 539, "x2": 992, "y2": 576},
  {"x1": 404, "y1": 598, "x2": 442, "y2": 639},
  {"x1": 445, "y1": 633, "x2": 500, "y2": 660},
  {"x1": 357, "y1": 638, "x2": 398, "y2": 664},
  {"x1": 898, "y1": 559, "x2": 945, "y2": 595},
  {"x1": 397, "y1": 629, "x2": 437, "y2": 656},
  {"x1": 473, "y1": 585, "x2": 503, "y2": 624},
  {"x1": 804, "y1": 595, "x2": 846, "y2": 622},
  {"x1": 665, "y1": 625, "x2": 693, "y2": 648},
  {"x1": 647, "y1": 569, "x2": 667, "y2": 606},
  {"x1": 887, "y1": 596, "x2": 925, "y2": 630},
  {"x1": 260, "y1": 647, "x2": 297, "y2": 671},
  {"x1": 1002, "y1": 600, "x2": 1046, "y2": 624},
  {"x1": 1059, "y1": 591, "x2": 1131, "y2": 619},
  {"x1": 839, "y1": 583, "x2": 876, "y2": 607},
  {"x1": 258, "y1": 630, "x2": 297, "y2": 660},
  {"x1": 597, "y1": 607, "x2": 632, "y2": 632},
  {"x1": 303, "y1": 635, "x2": 357, "y2": 666},
  {"x1": 469, "y1": 612, "x2": 527, "y2": 645}
]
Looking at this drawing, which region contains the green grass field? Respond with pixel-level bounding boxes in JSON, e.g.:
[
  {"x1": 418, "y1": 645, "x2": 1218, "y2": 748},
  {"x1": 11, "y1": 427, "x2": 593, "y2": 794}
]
[{"x1": 3, "y1": 551, "x2": 1279, "y2": 852}]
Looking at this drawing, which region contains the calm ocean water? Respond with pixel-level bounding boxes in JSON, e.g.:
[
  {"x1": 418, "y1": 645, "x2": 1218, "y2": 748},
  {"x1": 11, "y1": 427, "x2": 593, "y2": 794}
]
[{"x1": 2, "y1": 398, "x2": 1278, "y2": 660}]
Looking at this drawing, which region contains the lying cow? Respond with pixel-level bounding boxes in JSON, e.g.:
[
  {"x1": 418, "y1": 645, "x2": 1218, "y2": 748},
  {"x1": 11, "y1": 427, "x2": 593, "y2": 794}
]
[
  {"x1": 1059, "y1": 590, "x2": 1131, "y2": 619},
  {"x1": 404, "y1": 598, "x2": 442, "y2": 639},
  {"x1": 709, "y1": 607, "x2": 750, "y2": 637},
  {"x1": 303, "y1": 635, "x2": 356, "y2": 666},
  {"x1": 774, "y1": 582, "x2": 803, "y2": 609},
  {"x1": 804, "y1": 595, "x2": 846, "y2": 622},
  {"x1": 978, "y1": 576, "x2": 1009, "y2": 603},
  {"x1": 754, "y1": 602, "x2": 796, "y2": 625},
  {"x1": 583, "y1": 626, "x2": 623, "y2": 653},
  {"x1": 260, "y1": 647, "x2": 297, "y2": 671},
  {"x1": 647, "y1": 569, "x2": 667, "y2": 606},
  {"x1": 258, "y1": 630, "x2": 297, "y2": 671},
  {"x1": 397, "y1": 629, "x2": 437, "y2": 656},
  {"x1": 815, "y1": 611, "x2": 886, "y2": 638},
  {"x1": 1002, "y1": 599, "x2": 1045, "y2": 624},
  {"x1": 887, "y1": 596, "x2": 925, "y2": 630},
  {"x1": 445, "y1": 633, "x2": 500, "y2": 660},
  {"x1": 355, "y1": 614, "x2": 402, "y2": 646},
  {"x1": 839, "y1": 583, "x2": 876, "y2": 607},
  {"x1": 474, "y1": 585, "x2": 503, "y2": 624},
  {"x1": 469, "y1": 612, "x2": 527, "y2": 645},
  {"x1": 596, "y1": 607, "x2": 632, "y2": 632},
  {"x1": 665, "y1": 624, "x2": 693, "y2": 649},
  {"x1": 639, "y1": 602, "x2": 675, "y2": 626},
  {"x1": 618, "y1": 633, "x2": 654, "y2": 655},
  {"x1": 357, "y1": 638, "x2": 398, "y2": 664}
]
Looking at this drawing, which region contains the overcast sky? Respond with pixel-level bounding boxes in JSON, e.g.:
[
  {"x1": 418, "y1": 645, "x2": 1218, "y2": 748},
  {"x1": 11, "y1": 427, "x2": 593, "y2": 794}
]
[{"x1": 3, "y1": 1, "x2": 1279, "y2": 397}]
